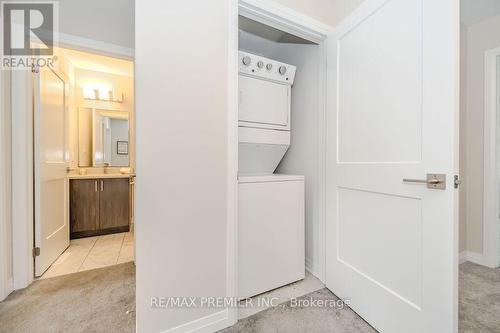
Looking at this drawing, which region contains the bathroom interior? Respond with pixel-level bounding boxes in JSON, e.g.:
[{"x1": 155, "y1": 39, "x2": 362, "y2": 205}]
[{"x1": 36, "y1": 47, "x2": 135, "y2": 279}]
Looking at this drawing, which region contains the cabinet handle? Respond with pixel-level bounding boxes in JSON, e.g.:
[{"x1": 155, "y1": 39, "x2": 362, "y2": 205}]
[
  {"x1": 100, "y1": 180, "x2": 104, "y2": 192},
  {"x1": 95, "y1": 180, "x2": 98, "y2": 192}
]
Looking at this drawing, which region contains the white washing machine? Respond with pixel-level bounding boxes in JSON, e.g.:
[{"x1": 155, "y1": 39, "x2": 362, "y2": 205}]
[
  {"x1": 238, "y1": 174, "x2": 305, "y2": 297},
  {"x1": 237, "y1": 51, "x2": 305, "y2": 298}
]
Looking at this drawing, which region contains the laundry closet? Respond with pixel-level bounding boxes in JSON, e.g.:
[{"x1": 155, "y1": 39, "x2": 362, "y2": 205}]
[{"x1": 237, "y1": 16, "x2": 323, "y2": 297}]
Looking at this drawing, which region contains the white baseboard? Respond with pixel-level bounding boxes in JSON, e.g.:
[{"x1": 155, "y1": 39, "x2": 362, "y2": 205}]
[
  {"x1": 459, "y1": 251, "x2": 467, "y2": 264},
  {"x1": 0, "y1": 277, "x2": 13, "y2": 301},
  {"x1": 161, "y1": 309, "x2": 230, "y2": 333},
  {"x1": 305, "y1": 257, "x2": 325, "y2": 283},
  {"x1": 459, "y1": 251, "x2": 489, "y2": 266},
  {"x1": 305, "y1": 258, "x2": 323, "y2": 282},
  {"x1": 305, "y1": 257, "x2": 316, "y2": 275}
]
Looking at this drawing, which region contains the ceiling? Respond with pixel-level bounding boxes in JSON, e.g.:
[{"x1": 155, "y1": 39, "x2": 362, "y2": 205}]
[
  {"x1": 461, "y1": 0, "x2": 500, "y2": 26},
  {"x1": 57, "y1": 47, "x2": 134, "y2": 77}
]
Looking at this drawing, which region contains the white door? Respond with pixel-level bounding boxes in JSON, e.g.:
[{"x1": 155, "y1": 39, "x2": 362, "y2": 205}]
[
  {"x1": 325, "y1": 0, "x2": 459, "y2": 332},
  {"x1": 34, "y1": 66, "x2": 70, "y2": 276}
]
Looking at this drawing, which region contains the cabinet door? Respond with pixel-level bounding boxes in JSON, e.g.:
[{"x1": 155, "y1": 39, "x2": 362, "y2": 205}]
[
  {"x1": 70, "y1": 179, "x2": 99, "y2": 235},
  {"x1": 99, "y1": 178, "x2": 130, "y2": 230}
]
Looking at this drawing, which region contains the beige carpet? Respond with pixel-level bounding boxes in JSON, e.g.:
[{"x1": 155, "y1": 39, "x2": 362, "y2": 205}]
[
  {"x1": 1, "y1": 261, "x2": 499, "y2": 333},
  {"x1": 220, "y1": 288, "x2": 376, "y2": 333},
  {"x1": 222, "y1": 262, "x2": 500, "y2": 333},
  {"x1": 0, "y1": 262, "x2": 135, "y2": 333},
  {"x1": 459, "y1": 262, "x2": 500, "y2": 332}
]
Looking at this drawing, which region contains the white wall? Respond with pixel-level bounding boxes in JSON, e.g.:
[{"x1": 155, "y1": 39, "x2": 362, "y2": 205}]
[
  {"x1": 58, "y1": 0, "x2": 134, "y2": 49},
  {"x1": 135, "y1": 0, "x2": 232, "y2": 332},
  {"x1": 459, "y1": 23, "x2": 467, "y2": 253},
  {"x1": 0, "y1": 66, "x2": 13, "y2": 301},
  {"x1": 274, "y1": 44, "x2": 322, "y2": 276},
  {"x1": 272, "y1": 0, "x2": 365, "y2": 27},
  {"x1": 10, "y1": 70, "x2": 35, "y2": 290},
  {"x1": 462, "y1": 14, "x2": 500, "y2": 255}
]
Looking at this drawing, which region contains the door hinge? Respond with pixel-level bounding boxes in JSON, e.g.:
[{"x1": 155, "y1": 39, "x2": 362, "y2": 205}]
[
  {"x1": 33, "y1": 247, "x2": 40, "y2": 257},
  {"x1": 454, "y1": 175, "x2": 461, "y2": 189}
]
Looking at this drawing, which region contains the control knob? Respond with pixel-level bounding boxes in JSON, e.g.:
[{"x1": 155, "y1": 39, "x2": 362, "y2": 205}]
[
  {"x1": 242, "y1": 56, "x2": 251, "y2": 66},
  {"x1": 278, "y1": 66, "x2": 287, "y2": 75}
]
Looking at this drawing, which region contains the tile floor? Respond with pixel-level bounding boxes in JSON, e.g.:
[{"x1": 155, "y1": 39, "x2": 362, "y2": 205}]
[{"x1": 40, "y1": 232, "x2": 134, "y2": 279}]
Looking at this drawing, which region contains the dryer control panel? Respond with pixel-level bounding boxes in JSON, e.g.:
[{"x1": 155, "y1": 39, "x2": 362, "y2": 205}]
[{"x1": 238, "y1": 51, "x2": 296, "y2": 85}]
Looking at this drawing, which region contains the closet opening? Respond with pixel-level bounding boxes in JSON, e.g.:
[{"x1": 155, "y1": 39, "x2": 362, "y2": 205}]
[{"x1": 235, "y1": 14, "x2": 326, "y2": 319}]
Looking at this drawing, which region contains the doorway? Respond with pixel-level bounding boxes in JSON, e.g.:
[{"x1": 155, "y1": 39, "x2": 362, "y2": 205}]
[
  {"x1": 34, "y1": 47, "x2": 135, "y2": 279},
  {"x1": 482, "y1": 48, "x2": 500, "y2": 269},
  {"x1": 234, "y1": 12, "x2": 327, "y2": 319},
  {"x1": 459, "y1": 1, "x2": 500, "y2": 330}
]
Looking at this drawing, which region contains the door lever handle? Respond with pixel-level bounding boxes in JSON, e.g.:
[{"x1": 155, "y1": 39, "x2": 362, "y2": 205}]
[
  {"x1": 403, "y1": 178, "x2": 440, "y2": 184},
  {"x1": 403, "y1": 173, "x2": 446, "y2": 189}
]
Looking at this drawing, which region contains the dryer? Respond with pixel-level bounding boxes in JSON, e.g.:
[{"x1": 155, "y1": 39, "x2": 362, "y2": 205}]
[{"x1": 238, "y1": 51, "x2": 296, "y2": 175}]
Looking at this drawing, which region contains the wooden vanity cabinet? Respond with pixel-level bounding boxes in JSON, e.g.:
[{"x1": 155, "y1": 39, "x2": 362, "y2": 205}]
[
  {"x1": 70, "y1": 178, "x2": 130, "y2": 238},
  {"x1": 70, "y1": 179, "x2": 100, "y2": 234}
]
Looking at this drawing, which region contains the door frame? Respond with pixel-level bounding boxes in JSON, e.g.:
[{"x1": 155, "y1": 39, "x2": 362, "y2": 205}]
[
  {"x1": 0, "y1": 61, "x2": 14, "y2": 301},
  {"x1": 9, "y1": 34, "x2": 134, "y2": 291},
  {"x1": 483, "y1": 45, "x2": 500, "y2": 268},
  {"x1": 226, "y1": 0, "x2": 331, "y2": 323}
]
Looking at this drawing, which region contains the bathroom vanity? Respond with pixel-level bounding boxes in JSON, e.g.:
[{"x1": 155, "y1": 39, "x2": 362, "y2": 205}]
[
  {"x1": 69, "y1": 103, "x2": 134, "y2": 239},
  {"x1": 69, "y1": 175, "x2": 132, "y2": 239}
]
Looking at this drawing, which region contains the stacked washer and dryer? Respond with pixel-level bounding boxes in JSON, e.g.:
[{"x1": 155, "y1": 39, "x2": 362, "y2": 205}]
[{"x1": 238, "y1": 51, "x2": 305, "y2": 298}]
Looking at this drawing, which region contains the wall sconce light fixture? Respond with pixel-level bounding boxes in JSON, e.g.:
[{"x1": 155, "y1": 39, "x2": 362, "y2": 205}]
[{"x1": 82, "y1": 86, "x2": 124, "y2": 103}]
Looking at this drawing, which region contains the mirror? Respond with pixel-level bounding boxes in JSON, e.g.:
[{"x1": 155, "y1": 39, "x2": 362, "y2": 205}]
[{"x1": 78, "y1": 107, "x2": 129, "y2": 167}]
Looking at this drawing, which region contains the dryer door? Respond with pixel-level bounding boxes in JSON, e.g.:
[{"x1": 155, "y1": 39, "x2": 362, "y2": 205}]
[{"x1": 239, "y1": 75, "x2": 289, "y2": 129}]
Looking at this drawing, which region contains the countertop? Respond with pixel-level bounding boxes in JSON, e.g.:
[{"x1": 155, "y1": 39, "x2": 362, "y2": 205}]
[{"x1": 68, "y1": 173, "x2": 135, "y2": 180}]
